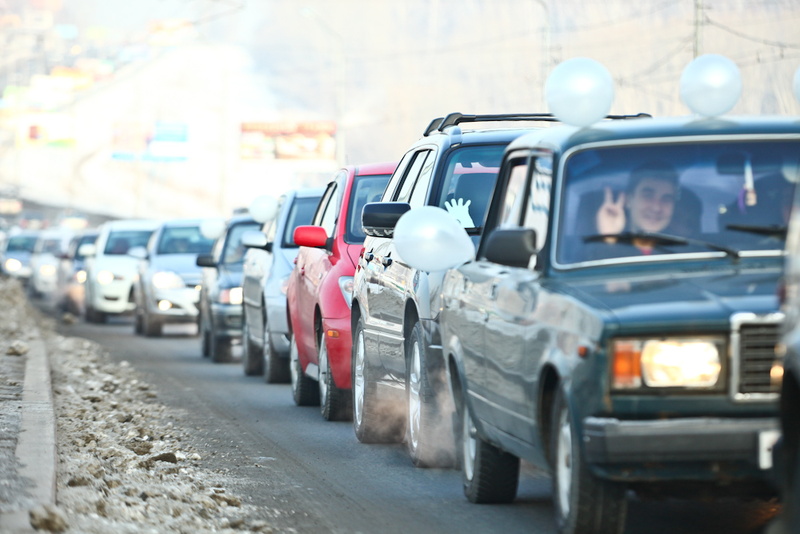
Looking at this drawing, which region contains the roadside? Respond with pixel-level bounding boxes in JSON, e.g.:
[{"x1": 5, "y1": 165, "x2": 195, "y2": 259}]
[{"x1": 0, "y1": 278, "x2": 282, "y2": 533}]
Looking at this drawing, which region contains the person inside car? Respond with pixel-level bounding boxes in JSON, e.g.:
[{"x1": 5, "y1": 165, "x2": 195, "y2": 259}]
[{"x1": 595, "y1": 160, "x2": 679, "y2": 255}]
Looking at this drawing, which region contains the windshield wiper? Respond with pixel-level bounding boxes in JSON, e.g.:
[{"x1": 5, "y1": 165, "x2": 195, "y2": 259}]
[
  {"x1": 583, "y1": 231, "x2": 741, "y2": 260},
  {"x1": 725, "y1": 223, "x2": 787, "y2": 239}
]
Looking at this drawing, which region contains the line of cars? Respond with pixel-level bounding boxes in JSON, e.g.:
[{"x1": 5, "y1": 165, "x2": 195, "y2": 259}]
[{"x1": 4, "y1": 54, "x2": 798, "y2": 533}]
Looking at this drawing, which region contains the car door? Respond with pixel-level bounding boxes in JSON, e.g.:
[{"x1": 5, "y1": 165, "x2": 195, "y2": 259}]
[
  {"x1": 374, "y1": 148, "x2": 435, "y2": 377},
  {"x1": 475, "y1": 152, "x2": 553, "y2": 441}
]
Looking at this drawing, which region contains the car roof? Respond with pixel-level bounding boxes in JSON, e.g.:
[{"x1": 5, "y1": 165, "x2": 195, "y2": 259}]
[
  {"x1": 102, "y1": 219, "x2": 161, "y2": 231},
  {"x1": 290, "y1": 186, "x2": 326, "y2": 199},
  {"x1": 353, "y1": 161, "x2": 397, "y2": 176},
  {"x1": 506, "y1": 115, "x2": 800, "y2": 153}
]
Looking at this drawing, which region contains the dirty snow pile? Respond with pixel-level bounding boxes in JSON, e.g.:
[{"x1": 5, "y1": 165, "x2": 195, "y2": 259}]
[{"x1": 2, "y1": 277, "x2": 279, "y2": 533}]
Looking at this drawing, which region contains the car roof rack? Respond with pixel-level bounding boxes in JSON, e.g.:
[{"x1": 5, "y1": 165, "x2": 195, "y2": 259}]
[{"x1": 423, "y1": 112, "x2": 653, "y2": 136}]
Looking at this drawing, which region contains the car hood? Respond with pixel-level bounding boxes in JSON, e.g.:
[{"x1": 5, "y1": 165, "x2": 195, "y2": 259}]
[
  {"x1": 149, "y1": 254, "x2": 203, "y2": 284},
  {"x1": 92, "y1": 255, "x2": 139, "y2": 276},
  {"x1": 561, "y1": 261, "x2": 783, "y2": 330}
]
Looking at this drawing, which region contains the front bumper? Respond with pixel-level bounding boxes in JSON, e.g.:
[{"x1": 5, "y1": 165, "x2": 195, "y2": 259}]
[
  {"x1": 149, "y1": 286, "x2": 201, "y2": 324},
  {"x1": 91, "y1": 279, "x2": 135, "y2": 314},
  {"x1": 584, "y1": 416, "x2": 780, "y2": 475}
]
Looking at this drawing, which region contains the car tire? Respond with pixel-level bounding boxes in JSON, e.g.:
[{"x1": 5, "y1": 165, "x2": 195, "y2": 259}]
[
  {"x1": 460, "y1": 392, "x2": 520, "y2": 504},
  {"x1": 242, "y1": 318, "x2": 264, "y2": 376},
  {"x1": 352, "y1": 316, "x2": 404, "y2": 443},
  {"x1": 290, "y1": 334, "x2": 320, "y2": 406},
  {"x1": 551, "y1": 386, "x2": 627, "y2": 534},
  {"x1": 134, "y1": 309, "x2": 143, "y2": 335},
  {"x1": 85, "y1": 304, "x2": 106, "y2": 324},
  {"x1": 318, "y1": 327, "x2": 351, "y2": 421},
  {"x1": 263, "y1": 325, "x2": 290, "y2": 383},
  {"x1": 200, "y1": 311, "x2": 210, "y2": 358},
  {"x1": 406, "y1": 321, "x2": 455, "y2": 468},
  {"x1": 143, "y1": 308, "x2": 163, "y2": 337},
  {"x1": 210, "y1": 322, "x2": 233, "y2": 363}
]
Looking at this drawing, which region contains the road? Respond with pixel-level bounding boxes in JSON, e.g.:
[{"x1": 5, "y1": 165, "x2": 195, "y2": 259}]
[{"x1": 57, "y1": 316, "x2": 780, "y2": 534}]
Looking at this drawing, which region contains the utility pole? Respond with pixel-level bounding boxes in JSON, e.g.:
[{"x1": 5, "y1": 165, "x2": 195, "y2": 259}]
[{"x1": 693, "y1": 0, "x2": 703, "y2": 58}]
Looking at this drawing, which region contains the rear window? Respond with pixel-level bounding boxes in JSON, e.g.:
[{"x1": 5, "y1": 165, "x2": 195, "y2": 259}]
[
  {"x1": 104, "y1": 230, "x2": 153, "y2": 255},
  {"x1": 157, "y1": 226, "x2": 215, "y2": 255}
]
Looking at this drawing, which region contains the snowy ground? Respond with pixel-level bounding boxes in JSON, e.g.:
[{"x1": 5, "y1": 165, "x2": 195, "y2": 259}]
[{"x1": 0, "y1": 278, "x2": 283, "y2": 533}]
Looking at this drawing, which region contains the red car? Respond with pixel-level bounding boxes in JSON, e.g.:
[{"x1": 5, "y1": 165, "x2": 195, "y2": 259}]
[{"x1": 286, "y1": 162, "x2": 396, "y2": 420}]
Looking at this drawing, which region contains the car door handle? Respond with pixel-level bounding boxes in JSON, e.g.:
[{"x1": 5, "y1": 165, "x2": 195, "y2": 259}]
[
  {"x1": 364, "y1": 252, "x2": 374, "y2": 262},
  {"x1": 381, "y1": 256, "x2": 393, "y2": 267}
]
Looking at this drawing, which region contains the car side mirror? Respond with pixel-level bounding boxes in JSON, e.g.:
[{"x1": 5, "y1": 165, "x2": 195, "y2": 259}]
[
  {"x1": 294, "y1": 225, "x2": 328, "y2": 248},
  {"x1": 241, "y1": 230, "x2": 270, "y2": 252},
  {"x1": 362, "y1": 202, "x2": 411, "y2": 238},
  {"x1": 196, "y1": 254, "x2": 217, "y2": 268},
  {"x1": 483, "y1": 228, "x2": 537, "y2": 269}
]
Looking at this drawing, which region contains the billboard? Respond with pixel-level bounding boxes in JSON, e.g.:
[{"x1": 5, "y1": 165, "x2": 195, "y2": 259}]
[{"x1": 240, "y1": 120, "x2": 336, "y2": 160}]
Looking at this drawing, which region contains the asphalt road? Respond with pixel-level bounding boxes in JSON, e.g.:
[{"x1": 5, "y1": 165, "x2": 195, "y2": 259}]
[{"x1": 57, "y1": 316, "x2": 781, "y2": 534}]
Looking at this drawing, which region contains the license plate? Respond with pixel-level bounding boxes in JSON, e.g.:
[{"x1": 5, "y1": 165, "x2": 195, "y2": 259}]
[{"x1": 758, "y1": 429, "x2": 781, "y2": 470}]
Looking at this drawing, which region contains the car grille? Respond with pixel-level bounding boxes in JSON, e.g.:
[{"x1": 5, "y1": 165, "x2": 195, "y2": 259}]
[{"x1": 731, "y1": 313, "x2": 782, "y2": 400}]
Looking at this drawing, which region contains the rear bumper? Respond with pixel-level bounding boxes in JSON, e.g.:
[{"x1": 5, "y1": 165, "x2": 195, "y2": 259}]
[{"x1": 322, "y1": 315, "x2": 352, "y2": 389}]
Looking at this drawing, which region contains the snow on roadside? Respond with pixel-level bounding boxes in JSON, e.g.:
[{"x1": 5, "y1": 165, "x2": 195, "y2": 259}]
[{"x1": 1, "y1": 276, "x2": 281, "y2": 533}]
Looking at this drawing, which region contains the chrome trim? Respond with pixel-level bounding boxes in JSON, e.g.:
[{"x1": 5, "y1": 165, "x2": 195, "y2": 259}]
[{"x1": 730, "y1": 312, "x2": 784, "y2": 402}]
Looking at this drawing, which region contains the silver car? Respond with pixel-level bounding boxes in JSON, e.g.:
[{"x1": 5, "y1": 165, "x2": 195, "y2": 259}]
[{"x1": 131, "y1": 219, "x2": 216, "y2": 336}]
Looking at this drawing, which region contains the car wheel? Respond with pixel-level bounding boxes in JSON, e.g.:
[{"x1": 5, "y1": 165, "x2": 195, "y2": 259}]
[
  {"x1": 200, "y1": 311, "x2": 210, "y2": 357},
  {"x1": 352, "y1": 316, "x2": 404, "y2": 443},
  {"x1": 134, "y1": 308, "x2": 143, "y2": 335},
  {"x1": 290, "y1": 334, "x2": 320, "y2": 406},
  {"x1": 551, "y1": 386, "x2": 627, "y2": 534},
  {"x1": 459, "y1": 390, "x2": 520, "y2": 504},
  {"x1": 242, "y1": 318, "x2": 264, "y2": 376},
  {"x1": 143, "y1": 308, "x2": 163, "y2": 337},
  {"x1": 209, "y1": 322, "x2": 233, "y2": 363},
  {"x1": 85, "y1": 304, "x2": 106, "y2": 324},
  {"x1": 406, "y1": 321, "x2": 455, "y2": 468},
  {"x1": 263, "y1": 322, "x2": 289, "y2": 383},
  {"x1": 318, "y1": 327, "x2": 351, "y2": 421}
]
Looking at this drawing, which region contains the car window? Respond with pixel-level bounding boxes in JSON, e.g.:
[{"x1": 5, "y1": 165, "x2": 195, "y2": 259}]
[
  {"x1": 499, "y1": 154, "x2": 531, "y2": 228},
  {"x1": 346, "y1": 173, "x2": 393, "y2": 243},
  {"x1": 221, "y1": 222, "x2": 260, "y2": 264},
  {"x1": 436, "y1": 144, "x2": 505, "y2": 229},
  {"x1": 396, "y1": 150, "x2": 431, "y2": 203},
  {"x1": 408, "y1": 153, "x2": 435, "y2": 208},
  {"x1": 104, "y1": 230, "x2": 153, "y2": 255},
  {"x1": 6, "y1": 235, "x2": 36, "y2": 252},
  {"x1": 556, "y1": 139, "x2": 800, "y2": 265},
  {"x1": 282, "y1": 196, "x2": 321, "y2": 247},
  {"x1": 74, "y1": 234, "x2": 98, "y2": 260},
  {"x1": 316, "y1": 183, "x2": 339, "y2": 237},
  {"x1": 157, "y1": 226, "x2": 215, "y2": 255},
  {"x1": 381, "y1": 150, "x2": 415, "y2": 201}
]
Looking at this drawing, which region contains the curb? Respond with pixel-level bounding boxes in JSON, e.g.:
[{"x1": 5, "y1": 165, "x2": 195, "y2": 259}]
[{"x1": 0, "y1": 334, "x2": 56, "y2": 533}]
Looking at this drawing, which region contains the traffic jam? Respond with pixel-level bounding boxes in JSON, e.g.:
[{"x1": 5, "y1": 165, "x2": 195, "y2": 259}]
[{"x1": 6, "y1": 53, "x2": 800, "y2": 533}]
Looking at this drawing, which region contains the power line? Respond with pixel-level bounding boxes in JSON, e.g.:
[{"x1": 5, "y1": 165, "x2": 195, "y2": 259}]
[{"x1": 705, "y1": 16, "x2": 800, "y2": 50}]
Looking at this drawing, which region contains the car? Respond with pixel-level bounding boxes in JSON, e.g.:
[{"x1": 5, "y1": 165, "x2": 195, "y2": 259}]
[
  {"x1": 83, "y1": 219, "x2": 161, "y2": 323},
  {"x1": 393, "y1": 86, "x2": 797, "y2": 531},
  {"x1": 0, "y1": 230, "x2": 39, "y2": 286},
  {"x1": 351, "y1": 113, "x2": 553, "y2": 466},
  {"x1": 56, "y1": 229, "x2": 99, "y2": 316},
  {"x1": 774, "y1": 169, "x2": 800, "y2": 533},
  {"x1": 130, "y1": 218, "x2": 216, "y2": 337},
  {"x1": 287, "y1": 162, "x2": 395, "y2": 420},
  {"x1": 29, "y1": 228, "x2": 74, "y2": 300},
  {"x1": 197, "y1": 214, "x2": 261, "y2": 363},
  {"x1": 241, "y1": 188, "x2": 324, "y2": 380}
]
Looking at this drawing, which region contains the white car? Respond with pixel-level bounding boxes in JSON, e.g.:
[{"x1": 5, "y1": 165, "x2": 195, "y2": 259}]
[
  {"x1": 29, "y1": 228, "x2": 74, "y2": 299},
  {"x1": 83, "y1": 219, "x2": 161, "y2": 323}
]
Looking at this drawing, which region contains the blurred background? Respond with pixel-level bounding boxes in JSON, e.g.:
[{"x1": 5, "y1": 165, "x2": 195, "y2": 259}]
[{"x1": 0, "y1": 0, "x2": 798, "y2": 229}]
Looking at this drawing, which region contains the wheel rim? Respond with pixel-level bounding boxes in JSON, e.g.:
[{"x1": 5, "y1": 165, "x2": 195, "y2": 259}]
[
  {"x1": 318, "y1": 332, "x2": 329, "y2": 408},
  {"x1": 462, "y1": 404, "x2": 477, "y2": 482},
  {"x1": 408, "y1": 340, "x2": 422, "y2": 453},
  {"x1": 289, "y1": 337, "x2": 300, "y2": 392},
  {"x1": 353, "y1": 328, "x2": 366, "y2": 428},
  {"x1": 556, "y1": 405, "x2": 573, "y2": 518}
]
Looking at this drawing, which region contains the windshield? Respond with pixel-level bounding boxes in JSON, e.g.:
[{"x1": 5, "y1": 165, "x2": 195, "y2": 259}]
[
  {"x1": 556, "y1": 139, "x2": 800, "y2": 265},
  {"x1": 436, "y1": 145, "x2": 504, "y2": 231},
  {"x1": 346, "y1": 174, "x2": 392, "y2": 243},
  {"x1": 5, "y1": 235, "x2": 37, "y2": 253},
  {"x1": 157, "y1": 226, "x2": 215, "y2": 255},
  {"x1": 222, "y1": 221, "x2": 261, "y2": 264},
  {"x1": 104, "y1": 230, "x2": 153, "y2": 255}
]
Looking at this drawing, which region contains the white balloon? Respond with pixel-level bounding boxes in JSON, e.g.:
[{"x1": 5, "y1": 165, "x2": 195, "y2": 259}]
[
  {"x1": 545, "y1": 57, "x2": 615, "y2": 128},
  {"x1": 249, "y1": 195, "x2": 279, "y2": 223},
  {"x1": 394, "y1": 206, "x2": 475, "y2": 272},
  {"x1": 200, "y1": 218, "x2": 226, "y2": 240},
  {"x1": 794, "y1": 65, "x2": 800, "y2": 104},
  {"x1": 680, "y1": 54, "x2": 742, "y2": 117}
]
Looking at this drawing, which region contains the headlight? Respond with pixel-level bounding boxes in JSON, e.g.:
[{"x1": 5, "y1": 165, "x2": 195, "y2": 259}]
[
  {"x1": 611, "y1": 337, "x2": 723, "y2": 389},
  {"x1": 338, "y1": 276, "x2": 354, "y2": 309},
  {"x1": 219, "y1": 287, "x2": 243, "y2": 305},
  {"x1": 4, "y1": 258, "x2": 21, "y2": 272},
  {"x1": 74, "y1": 270, "x2": 87, "y2": 284},
  {"x1": 39, "y1": 264, "x2": 57, "y2": 277},
  {"x1": 96, "y1": 270, "x2": 116, "y2": 285},
  {"x1": 151, "y1": 271, "x2": 185, "y2": 289}
]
